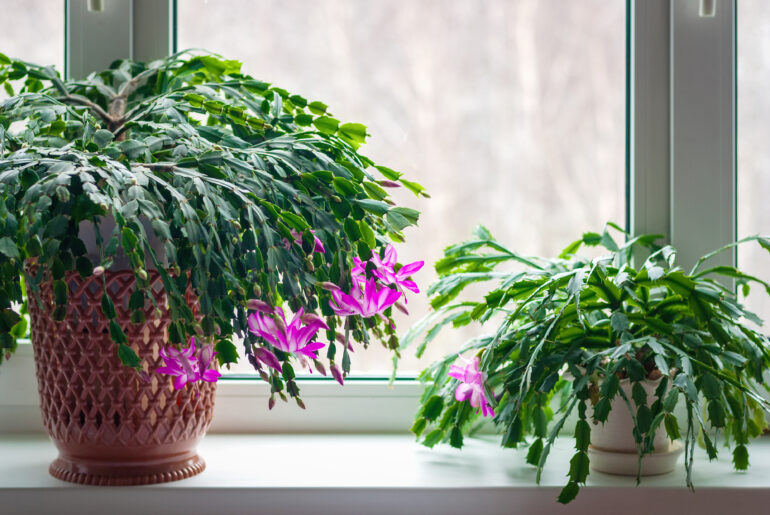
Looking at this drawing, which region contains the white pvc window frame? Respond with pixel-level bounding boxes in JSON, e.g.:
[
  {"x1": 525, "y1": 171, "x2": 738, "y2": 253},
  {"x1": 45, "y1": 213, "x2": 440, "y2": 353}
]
[
  {"x1": 0, "y1": 0, "x2": 738, "y2": 433},
  {"x1": 629, "y1": 0, "x2": 735, "y2": 271}
]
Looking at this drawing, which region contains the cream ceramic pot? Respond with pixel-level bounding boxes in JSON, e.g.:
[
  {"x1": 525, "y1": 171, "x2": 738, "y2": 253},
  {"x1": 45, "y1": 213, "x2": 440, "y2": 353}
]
[{"x1": 589, "y1": 378, "x2": 670, "y2": 453}]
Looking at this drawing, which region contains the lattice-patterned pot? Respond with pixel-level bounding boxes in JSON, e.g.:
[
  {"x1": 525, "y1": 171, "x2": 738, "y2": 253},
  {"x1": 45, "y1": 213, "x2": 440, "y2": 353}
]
[{"x1": 28, "y1": 270, "x2": 216, "y2": 486}]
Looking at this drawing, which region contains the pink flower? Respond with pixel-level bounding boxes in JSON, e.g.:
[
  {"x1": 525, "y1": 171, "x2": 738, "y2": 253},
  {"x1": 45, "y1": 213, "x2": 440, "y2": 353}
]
[
  {"x1": 156, "y1": 337, "x2": 220, "y2": 390},
  {"x1": 352, "y1": 244, "x2": 423, "y2": 295},
  {"x1": 248, "y1": 306, "x2": 329, "y2": 361},
  {"x1": 198, "y1": 342, "x2": 222, "y2": 383},
  {"x1": 157, "y1": 339, "x2": 199, "y2": 390},
  {"x1": 289, "y1": 228, "x2": 326, "y2": 254},
  {"x1": 329, "y1": 276, "x2": 402, "y2": 320},
  {"x1": 448, "y1": 355, "x2": 494, "y2": 417}
]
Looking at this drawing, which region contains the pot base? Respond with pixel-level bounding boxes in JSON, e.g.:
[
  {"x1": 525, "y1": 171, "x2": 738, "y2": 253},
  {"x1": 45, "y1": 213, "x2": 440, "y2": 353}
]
[
  {"x1": 588, "y1": 440, "x2": 684, "y2": 477},
  {"x1": 49, "y1": 453, "x2": 206, "y2": 486}
]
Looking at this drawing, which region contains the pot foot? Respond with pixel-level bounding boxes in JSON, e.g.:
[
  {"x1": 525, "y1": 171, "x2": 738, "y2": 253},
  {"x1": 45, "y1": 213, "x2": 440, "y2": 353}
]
[
  {"x1": 49, "y1": 453, "x2": 206, "y2": 486},
  {"x1": 588, "y1": 440, "x2": 684, "y2": 476}
]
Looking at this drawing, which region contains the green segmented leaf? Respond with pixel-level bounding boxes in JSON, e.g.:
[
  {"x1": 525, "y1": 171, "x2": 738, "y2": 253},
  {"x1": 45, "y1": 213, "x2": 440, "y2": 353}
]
[
  {"x1": 733, "y1": 444, "x2": 749, "y2": 470},
  {"x1": 422, "y1": 395, "x2": 444, "y2": 421},
  {"x1": 117, "y1": 344, "x2": 141, "y2": 368}
]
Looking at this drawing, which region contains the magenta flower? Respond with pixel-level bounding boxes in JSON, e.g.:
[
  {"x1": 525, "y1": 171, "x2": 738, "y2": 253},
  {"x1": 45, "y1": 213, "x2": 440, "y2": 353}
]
[
  {"x1": 448, "y1": 355, "x2": 494, "y2": 417},
  {"x1": 198, "y1": 343, "x2": 222, "y2": 383},
  {"x1": 157, "y1": 339, "x2": 199, "y2": 390},
  {"x1": 352, "y1": 244, "x2": 423, "y2": 294},
  {"x1": 248, "y1": 306, "x2": 329, "y2": 361},
  {"x1": 329, "y1": 276, "x2": 402, "y2": 320},
  {"x1": 156, "y1": 337, "x2": 220, "y2": 390}
]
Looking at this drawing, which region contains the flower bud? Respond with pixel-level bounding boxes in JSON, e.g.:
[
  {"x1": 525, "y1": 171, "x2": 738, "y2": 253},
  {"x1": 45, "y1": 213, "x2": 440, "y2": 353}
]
[
  {"x1": 268, "y1": 395, "x2": 276, "y2": 410},
  {"x1": 330, "y1": 363, "x2": 344, "y2": 386},
  {"x1": 93, "y1": 266, "x2": 105, "y2": 277},
  {"x1": 313, "y1": 359, "x2": 327, "y2": 376},
  {"x1": 296, "y1": 397, "x2": 306, "y2": 410},
  {"x1": 247, "y1": 299, "x2": 274, "y2": 313},
  {"x1": 394, "y1": 301, "x2": 409, "y2": 315},
  {"x1": 137, "y1": 269, "x2": 148, "y2": 280},
  {"x1": 319, "y1": 282, "x2": 340, "y2": 292},
  {"x1": 378, "y1": 180, "x2": 401, "y2": 188}
]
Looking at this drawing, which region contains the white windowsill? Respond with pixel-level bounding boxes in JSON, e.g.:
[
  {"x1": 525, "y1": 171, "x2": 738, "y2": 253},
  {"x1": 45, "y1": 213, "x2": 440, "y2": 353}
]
[{"x1": 2, "y1": 434, "x2": 770, "y2": 515}]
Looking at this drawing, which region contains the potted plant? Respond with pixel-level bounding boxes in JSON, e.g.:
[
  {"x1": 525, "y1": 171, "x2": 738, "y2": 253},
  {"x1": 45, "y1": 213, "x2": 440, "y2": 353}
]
[
  {"x1": 406, "y1": 223, "x2": 770, "y2": 503},
  {"x1": 0, "y1": 51, "x2": 425, "y2": 485}
]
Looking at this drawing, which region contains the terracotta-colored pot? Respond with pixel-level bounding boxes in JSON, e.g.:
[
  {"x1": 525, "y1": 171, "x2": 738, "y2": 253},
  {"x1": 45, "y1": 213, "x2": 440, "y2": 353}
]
[{"x1": 28, "y1": 269, "x2": 216, "y2": 485}]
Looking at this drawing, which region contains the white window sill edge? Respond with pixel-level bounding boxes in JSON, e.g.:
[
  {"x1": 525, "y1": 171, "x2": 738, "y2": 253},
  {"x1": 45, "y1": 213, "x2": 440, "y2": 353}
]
[{"x1": 1, "y1": 434, "x2": 770, "y2": 515}]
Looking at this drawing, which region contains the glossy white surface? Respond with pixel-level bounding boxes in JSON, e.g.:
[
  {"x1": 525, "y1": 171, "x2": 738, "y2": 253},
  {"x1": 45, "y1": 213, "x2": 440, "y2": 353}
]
[{"x1": 1, "y1": 434, "x2": 770, "y2": 514}]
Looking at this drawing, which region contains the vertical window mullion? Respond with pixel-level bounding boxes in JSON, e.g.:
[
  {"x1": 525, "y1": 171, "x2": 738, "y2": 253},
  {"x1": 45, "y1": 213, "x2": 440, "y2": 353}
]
[
  {"x1": 669, "y1": 0, "x2": 736, "y2": 271},
  {"x1": 65, "y1": 0, "x2": 173, "y2": 80},
  {"x1": 629, "y1": 0, "x2": 671, "y2": 249},
  {"x1": 630, "y1": 0, "x2": 736, "y2": 271}
]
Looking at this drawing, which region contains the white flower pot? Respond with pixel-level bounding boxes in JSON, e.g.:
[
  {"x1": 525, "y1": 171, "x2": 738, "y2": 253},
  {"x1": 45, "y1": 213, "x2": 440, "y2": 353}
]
[{"x1": 588, "y1": 378, "x2": 683, "y2": 476}]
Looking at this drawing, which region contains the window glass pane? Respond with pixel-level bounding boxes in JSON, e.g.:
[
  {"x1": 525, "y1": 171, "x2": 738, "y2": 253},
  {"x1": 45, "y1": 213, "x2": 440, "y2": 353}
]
[
  {"x1": 179, "y1": 0, "x2": 626, "y2": 374},
  {"x1": 738, "y1": 0, "x2": 770, "y2": 330},
  {"x1": 0, "y1": 0, "x2": 64, "y2": 94}
]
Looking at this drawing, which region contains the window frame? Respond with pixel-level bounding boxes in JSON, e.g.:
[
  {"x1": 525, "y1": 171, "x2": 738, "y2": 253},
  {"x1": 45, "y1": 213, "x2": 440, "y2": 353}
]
[{"x1": 0, "y1": 0, "x2": 737, "y2": 433}]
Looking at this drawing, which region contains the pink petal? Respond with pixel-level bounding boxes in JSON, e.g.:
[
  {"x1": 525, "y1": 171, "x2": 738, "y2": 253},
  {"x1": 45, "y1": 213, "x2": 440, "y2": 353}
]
[
  {"x1": 254, "y1": 347, "x2": 282, "y2": 372},
  {"x1": 448, "y1": 364, "x2": 465, "y2": 380},
  {"x1": 156, "y1": 365, "x2": 181, "y2": 376},
  {"x1": 397, "y1": 260, "x2": 424, "y2": 277},
  {"x1": 201, "y1": 369, "x2": 221, "y2": 382},
  {"x1": 330, "y1": 289, "x2": 363, "y2": 316},
  {"x1": 364, "y1": 278, "x2": 379, "y2": 316},
  {"x1": 399, "y1": 280, "x2": 420, "y2": 294},
  {"x1": 199, "y1": 344, "x2": 216, "y2": 369},
  {"x1": 382, "y1": 245, "x2": 397, "y2": 266},
  {"x1": 298, "y1": 341, "x2": 325, "y2": 360},
  {"x1": 455, "y1": 383, "x2": 473, "y2": 402},
  {"x1": 313, "y1": 234, "x2": 326, "y2": 254},
  {"x1": 173, "y1": 375, "x2": 188, "y2": 390},
  {"x1": 381, "y1": 287, "x2": 402, "y2": 311}
]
